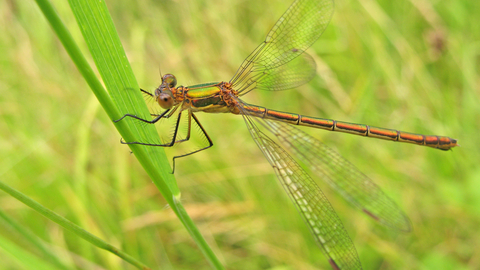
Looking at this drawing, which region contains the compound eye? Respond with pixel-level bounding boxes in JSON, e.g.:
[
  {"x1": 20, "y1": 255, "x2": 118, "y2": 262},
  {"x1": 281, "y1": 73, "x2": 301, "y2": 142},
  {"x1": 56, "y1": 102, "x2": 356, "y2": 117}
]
[
  {"x1": 162, "y1": 74, "x2": 177, "y2": 88},
  {"x1": 157, "y1": 92, "x2": 174, "y2": 109}
]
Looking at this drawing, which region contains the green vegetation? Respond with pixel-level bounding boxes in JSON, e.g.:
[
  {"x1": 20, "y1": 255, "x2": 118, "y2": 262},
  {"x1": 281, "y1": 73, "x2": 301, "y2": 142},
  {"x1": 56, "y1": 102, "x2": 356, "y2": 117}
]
[{"x1": 0, "y1": 0, "x2": 478, "y2": 269}]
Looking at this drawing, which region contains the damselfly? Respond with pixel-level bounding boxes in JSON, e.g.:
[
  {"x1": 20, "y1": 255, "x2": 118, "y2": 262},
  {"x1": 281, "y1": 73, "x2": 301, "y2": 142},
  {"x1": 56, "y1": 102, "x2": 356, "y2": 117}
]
[{"x1": 116, "y1": 0, "x2": 457, "y2": 269}]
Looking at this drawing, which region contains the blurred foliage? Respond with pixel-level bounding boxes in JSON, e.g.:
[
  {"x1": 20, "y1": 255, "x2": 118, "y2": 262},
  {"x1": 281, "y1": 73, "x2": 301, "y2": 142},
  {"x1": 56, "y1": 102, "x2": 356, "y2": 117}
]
[{"x1": 0, "y1": 0, "x2": 479, "y2": 269}]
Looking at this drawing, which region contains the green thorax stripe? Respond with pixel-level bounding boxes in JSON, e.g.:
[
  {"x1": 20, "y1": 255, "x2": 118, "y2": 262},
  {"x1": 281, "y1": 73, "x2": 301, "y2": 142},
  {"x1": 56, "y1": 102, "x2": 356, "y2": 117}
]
[
  {"x1": 187, "y1": 82, "x2": 219, "y2": 88},
  {"x1": 186, "y1": 82, "x2": 221, "y2": 99}
]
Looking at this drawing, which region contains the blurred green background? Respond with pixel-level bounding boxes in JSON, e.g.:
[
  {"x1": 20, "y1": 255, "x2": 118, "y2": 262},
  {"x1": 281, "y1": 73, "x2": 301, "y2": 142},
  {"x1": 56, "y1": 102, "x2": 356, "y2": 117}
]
[{"x1": 1, "y1": 0, "x2": 479, "y2": 269}]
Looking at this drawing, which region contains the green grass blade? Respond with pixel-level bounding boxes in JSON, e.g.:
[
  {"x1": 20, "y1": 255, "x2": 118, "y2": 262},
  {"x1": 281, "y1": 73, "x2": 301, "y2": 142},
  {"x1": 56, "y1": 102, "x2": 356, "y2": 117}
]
[
  {"x1": 0, "y1": 209, "x2": 70, "y2": 270},
  {"x1": 0, "y1": 181, "x2": 150, "y2": 270},
  {"x1": 33, "y1": 0, "x2": 224, "y2": 268},
  {"x1": 0, "y1": 234, "x2": 62, "y2": 270}
]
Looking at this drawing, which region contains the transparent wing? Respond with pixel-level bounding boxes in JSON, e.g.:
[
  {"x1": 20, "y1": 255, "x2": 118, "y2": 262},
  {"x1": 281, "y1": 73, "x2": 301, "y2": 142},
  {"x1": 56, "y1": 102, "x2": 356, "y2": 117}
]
[
  {"x1": 237, "y1": 100, "x2": 362, "y2": 270},
  {"x1": 264, "y1": 120, "x2": 411, "y2": 232},
  {"x1": 230, "y1": 0, "x2": 334, "y2": 95},
  {"x1": 235, "y1": 52, "x2": 317, "y2": 95}
]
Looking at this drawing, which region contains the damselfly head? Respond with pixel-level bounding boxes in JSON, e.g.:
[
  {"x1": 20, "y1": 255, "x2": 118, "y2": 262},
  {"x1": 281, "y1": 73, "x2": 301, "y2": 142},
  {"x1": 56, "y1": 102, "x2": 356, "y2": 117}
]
[{"x1": 154, "y1": 74, "x2": 177, "y2": 109}]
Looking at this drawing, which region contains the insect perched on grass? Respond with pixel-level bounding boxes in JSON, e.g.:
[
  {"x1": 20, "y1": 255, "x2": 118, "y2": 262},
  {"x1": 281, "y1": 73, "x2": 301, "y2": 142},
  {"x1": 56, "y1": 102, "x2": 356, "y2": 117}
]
[{"x1": 116, "y1": 0, "x2": 457, "y2": 268}]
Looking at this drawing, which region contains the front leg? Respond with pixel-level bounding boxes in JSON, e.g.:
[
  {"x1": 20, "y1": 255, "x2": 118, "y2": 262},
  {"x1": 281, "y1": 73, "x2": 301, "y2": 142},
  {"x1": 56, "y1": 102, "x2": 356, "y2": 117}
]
[
  {"x1": 120, "y1": 110, "x2": 185, "y2": 147},
  {"x1": 114, "y1": 108, "x2": 171, "y2": 124}
]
